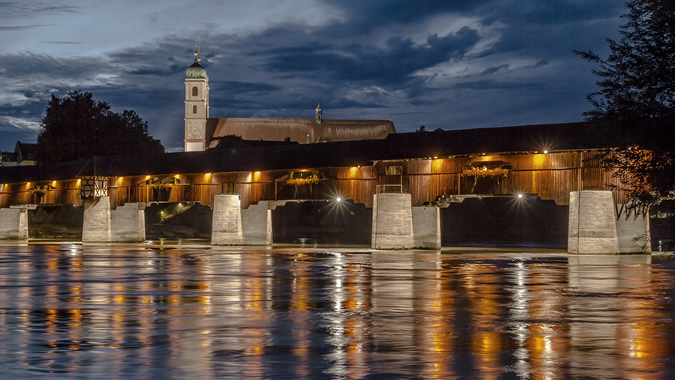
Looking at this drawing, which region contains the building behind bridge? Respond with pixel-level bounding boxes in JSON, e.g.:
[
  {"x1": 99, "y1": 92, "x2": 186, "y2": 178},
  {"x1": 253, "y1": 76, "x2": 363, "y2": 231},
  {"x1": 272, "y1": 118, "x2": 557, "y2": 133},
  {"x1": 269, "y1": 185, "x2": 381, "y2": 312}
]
[{"x1": 183, "y1": 50, "x2": 396, "y2": 152}]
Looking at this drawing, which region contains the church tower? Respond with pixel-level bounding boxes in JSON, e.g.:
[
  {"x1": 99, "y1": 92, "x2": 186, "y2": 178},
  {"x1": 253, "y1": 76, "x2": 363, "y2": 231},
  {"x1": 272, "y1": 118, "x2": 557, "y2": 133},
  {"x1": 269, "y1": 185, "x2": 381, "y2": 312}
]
[{"x1": 184, "y1": 49, "x2": 210, "y2": 152}]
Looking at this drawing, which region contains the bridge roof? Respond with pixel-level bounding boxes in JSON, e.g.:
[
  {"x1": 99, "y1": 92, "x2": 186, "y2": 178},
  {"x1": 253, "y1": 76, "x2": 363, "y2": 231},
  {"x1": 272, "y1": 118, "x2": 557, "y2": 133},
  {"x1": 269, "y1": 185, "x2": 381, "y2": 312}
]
[{"x1": 0, "y1": 122, "x2": 635, "y2": 183}]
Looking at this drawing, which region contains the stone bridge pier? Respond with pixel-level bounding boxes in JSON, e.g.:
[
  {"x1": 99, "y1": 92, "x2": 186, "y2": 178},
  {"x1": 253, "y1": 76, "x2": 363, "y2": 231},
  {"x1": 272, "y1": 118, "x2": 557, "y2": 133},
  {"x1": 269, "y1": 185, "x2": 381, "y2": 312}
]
[
  {"x1": 82, "y1": 197, "x2": 146, "y2": 243},
  {"x1": 0, "y1": 190, "x2": 652, "y2": 254},
  {"x1": 567, "y1": 190, "x2": 651, "y2": 254},
  {"x1": 371, "y1": 193, "x2": 441, "y2": 250},
  {"x1": 211, "y1": 195, "x2": 275, "y2": 246},
  {"x1": 0, "y1": 207, "x2": 29, "y2": 241}
]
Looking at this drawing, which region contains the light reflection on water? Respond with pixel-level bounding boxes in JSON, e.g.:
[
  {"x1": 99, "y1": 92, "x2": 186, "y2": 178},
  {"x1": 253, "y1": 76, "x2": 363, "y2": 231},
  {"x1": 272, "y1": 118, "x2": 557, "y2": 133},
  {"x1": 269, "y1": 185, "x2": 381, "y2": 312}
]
[{"x1": 0, "y1": 244, "x2": 674, "y2": 379}]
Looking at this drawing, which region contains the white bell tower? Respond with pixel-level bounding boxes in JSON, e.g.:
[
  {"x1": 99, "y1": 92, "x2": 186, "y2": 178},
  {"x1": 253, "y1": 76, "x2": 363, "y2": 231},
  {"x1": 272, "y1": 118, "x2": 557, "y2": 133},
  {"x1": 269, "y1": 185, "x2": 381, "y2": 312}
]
[{"x1": 184, "y1": 48, "x2": 210, "y2": 152}]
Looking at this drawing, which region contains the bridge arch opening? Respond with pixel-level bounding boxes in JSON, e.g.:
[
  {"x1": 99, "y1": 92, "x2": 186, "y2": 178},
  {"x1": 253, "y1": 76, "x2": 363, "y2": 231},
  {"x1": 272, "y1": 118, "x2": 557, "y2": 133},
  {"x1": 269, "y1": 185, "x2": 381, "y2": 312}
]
[
  {"x1": 272, "y1": 200, "x2": 372, "y2": 245},
  {"x1": 144, "y1": 202, "x2": 212, "y2": 242},
  {"x1": 440, "y1": 196, "x2": 568, "y2": 248}
]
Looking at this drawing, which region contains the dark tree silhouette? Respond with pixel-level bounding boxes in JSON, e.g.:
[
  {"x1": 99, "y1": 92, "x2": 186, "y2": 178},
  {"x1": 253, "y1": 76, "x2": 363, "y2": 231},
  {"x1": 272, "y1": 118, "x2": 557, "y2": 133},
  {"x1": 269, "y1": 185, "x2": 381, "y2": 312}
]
[
  {"x1": 37, "y1": 91, "x2": 164, "y2": 162},
  {"x1": 577, "y1": 0, "x2": 675, "y2": 210},
  {"x1": 576, "y1": 0, "x2": 674, "y2": 125}
]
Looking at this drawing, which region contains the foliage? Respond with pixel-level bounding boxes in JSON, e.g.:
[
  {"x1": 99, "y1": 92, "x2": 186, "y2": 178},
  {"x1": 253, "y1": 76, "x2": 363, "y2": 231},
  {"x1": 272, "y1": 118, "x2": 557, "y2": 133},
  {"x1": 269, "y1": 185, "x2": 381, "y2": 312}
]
[
  {"x1": 461, "y1": 167, "x2": 508, "y2": 178},
  {"x1": 30, "y1": 188, "x2": 47, "y2": 195},
  {"x1": 37, "y1": 91, "x2": 164, "y2": 162},
  {"x1": 287, "y1": 175, "x2": 319, "y2": 186},
  {"x1": 575, "y1": 0, "x2": 675, "y2": 124},
  {"x1": 602, "y1": 146, "x2": 674, "y2": 213},
  {"x1": 577, "y1": 0, "x2": 675, "y2": 209}
]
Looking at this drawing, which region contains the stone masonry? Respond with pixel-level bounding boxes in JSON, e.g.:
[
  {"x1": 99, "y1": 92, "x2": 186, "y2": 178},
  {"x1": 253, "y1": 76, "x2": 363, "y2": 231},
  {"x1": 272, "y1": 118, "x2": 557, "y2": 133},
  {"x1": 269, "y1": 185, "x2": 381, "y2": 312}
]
[
  {"x1": 412, "y1": 206, "x2": 441, "y2": 249},
  {"x1": 111, "y1": 202, "x2": 146, "y2": 243},
  {"x1": 371, "y1": 193, "x2": 414, "y2": 249},
  {"x1": 568, "y1": 191, "x2": 619, "y2": 254},
  {"x1": 212, "y1": 194, "x2": 243, "y2": 245},
  {"x1": 82, "y1": 196, "x2": 112, "y2": 243},
  {"x1": 0, "y1": 208, "x2": 28, "y2": 240},
  {"x1": 241, "y1": 201, "x2": 272, "y2": 245}
]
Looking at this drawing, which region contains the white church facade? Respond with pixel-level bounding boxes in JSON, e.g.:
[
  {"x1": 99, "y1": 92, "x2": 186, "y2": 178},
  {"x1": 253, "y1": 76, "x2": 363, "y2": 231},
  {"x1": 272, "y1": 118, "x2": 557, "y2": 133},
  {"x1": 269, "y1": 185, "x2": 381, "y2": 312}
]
[{"x1": 184, "y1": 51, "x2": 396, "y2": 152}]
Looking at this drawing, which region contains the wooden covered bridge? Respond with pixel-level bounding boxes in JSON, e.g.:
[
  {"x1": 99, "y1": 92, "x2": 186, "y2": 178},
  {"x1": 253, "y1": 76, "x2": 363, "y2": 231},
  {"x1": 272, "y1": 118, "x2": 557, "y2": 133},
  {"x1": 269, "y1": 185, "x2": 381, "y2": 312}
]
[{"x1": 0, "y1": 122, "x2": 650, "y2": 254}]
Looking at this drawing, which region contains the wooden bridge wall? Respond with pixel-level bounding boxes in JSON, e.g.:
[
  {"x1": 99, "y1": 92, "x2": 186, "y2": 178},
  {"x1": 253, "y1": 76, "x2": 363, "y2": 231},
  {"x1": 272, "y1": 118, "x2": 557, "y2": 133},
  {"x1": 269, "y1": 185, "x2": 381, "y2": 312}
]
[{"x1": 0, "y1": 150, "x2": 628, "y2": 209}]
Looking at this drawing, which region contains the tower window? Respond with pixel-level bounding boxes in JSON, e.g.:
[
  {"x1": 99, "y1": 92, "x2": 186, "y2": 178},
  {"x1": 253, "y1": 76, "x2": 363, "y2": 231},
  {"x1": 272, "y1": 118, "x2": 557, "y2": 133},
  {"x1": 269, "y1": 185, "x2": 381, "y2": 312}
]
[
  {"x1": 192, "y1": 86, "x2": 198, "y2": 96},
  {"x1": 193, "y1": 105, "x2": 198, "y2": 114}
]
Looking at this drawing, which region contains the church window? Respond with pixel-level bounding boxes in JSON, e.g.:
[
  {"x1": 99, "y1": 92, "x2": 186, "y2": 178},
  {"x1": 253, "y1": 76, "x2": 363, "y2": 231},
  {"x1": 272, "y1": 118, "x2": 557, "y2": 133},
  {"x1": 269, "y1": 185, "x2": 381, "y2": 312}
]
[
  {"x1": 192, "y1": 86, "x2": 198, "y2": 96},
  {"x1": 193, "y1": 105, "x2": 198, "y2": 114}
]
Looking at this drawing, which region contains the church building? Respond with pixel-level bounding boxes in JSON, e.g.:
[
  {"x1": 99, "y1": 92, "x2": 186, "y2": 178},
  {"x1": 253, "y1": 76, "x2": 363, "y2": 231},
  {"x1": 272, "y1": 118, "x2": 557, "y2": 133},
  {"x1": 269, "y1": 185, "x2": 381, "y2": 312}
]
[{"x1": 184, "y1": 51, "x2": 396, "y2": 152}]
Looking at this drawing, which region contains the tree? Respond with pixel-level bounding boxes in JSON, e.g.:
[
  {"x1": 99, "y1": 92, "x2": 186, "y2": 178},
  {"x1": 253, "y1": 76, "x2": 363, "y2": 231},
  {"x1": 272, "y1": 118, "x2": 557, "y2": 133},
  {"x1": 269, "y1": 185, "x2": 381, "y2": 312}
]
[
  {"x1": 577, "y1": 0, "x2": 675, "y2": 210},
  {"x1": 602, "y1": 146, "x2": 674, "y2": 213},
  {"x1": 37, "y1": 91, "x2": 164, "y2": 162},
  {"x1": 576, "y1": 0, "x2": 675, "y2": 126}
]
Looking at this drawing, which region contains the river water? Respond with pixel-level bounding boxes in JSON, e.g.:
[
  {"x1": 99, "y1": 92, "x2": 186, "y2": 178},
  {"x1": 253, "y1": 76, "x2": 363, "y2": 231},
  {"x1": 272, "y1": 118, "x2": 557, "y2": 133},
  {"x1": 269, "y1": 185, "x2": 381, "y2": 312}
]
[{"x1": 0, "y1": 243, "x2": 674, "y2": 379}]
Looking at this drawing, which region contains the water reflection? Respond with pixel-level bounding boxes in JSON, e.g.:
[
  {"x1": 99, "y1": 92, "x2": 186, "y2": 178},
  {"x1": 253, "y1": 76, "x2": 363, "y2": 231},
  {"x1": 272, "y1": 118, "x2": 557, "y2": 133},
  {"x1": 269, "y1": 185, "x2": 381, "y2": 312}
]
[{"x1": 0, "y1": 245, "x2": 674, "y2": 378}]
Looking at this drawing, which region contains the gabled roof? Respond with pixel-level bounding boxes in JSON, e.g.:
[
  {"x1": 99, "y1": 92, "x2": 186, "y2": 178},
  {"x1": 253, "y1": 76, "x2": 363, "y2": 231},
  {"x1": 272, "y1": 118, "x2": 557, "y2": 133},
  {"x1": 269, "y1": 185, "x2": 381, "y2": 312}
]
[
  {"x1": 207, "y1": 118, "x2": 395, "y2": 148},
  {"x1": 14, "y1": 142, "x2": 37, "y2": 161}
]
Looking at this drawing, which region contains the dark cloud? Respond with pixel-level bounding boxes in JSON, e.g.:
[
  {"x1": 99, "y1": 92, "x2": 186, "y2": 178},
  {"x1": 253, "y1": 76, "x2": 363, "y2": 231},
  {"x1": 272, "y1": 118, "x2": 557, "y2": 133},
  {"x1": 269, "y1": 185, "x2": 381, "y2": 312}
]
[
  {"x1": 0, "y1": 25, "x2": 49, "y2": 31},
  {"x1": 46, "y1": 41, "x2": 84, "y2": 45},
  {"x1": 260, "y1": 26, "x2": 479, "y2": 87},
  {"x1": 0, "y1": 0, "x2": 628, "y2": 152},
  {"x1": 321, "y1": 0, "x2": 489, "y2": 29},
  {"x1": 0, "y1": 52, "x2": 106, "y2": 79},
  {"x1": 0, "y1": 2, "x2": 78, "y2": 17}
]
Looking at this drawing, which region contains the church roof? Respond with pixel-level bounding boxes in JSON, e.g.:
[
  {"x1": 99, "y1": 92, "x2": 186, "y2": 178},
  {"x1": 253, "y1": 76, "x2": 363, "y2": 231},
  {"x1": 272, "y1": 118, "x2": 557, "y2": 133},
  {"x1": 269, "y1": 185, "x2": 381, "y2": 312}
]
[
  {"x1": 207, "y1": 118, "x2": 396, "y2": 148},
  {"x1": 185, "y1": 57, "x2": 208, "y2": 82}
]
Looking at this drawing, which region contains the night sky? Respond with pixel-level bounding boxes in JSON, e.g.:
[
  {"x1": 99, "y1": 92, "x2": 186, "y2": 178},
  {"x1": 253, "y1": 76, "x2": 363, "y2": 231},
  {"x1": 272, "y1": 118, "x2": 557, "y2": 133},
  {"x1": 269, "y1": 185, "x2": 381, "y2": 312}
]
[{"x1": 0, "y1": 0, "x2": 626, "y2": 152}]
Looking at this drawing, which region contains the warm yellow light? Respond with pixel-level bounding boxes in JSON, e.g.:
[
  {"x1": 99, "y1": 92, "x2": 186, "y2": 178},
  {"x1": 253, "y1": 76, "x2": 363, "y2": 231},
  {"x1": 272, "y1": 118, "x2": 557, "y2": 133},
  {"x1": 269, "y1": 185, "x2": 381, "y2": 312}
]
[
  {"x1": 26, "y1": 182, "x2": 31, "y2": 187},
  {"x1": 51, "y1": 180, "x2": 57, "y2": 186},
  {"x1": 253, "y1": 171, "x2": 261, "y2": 180},
  {"x1": 205, "y1": 172, "x2": 212, "y2": 179},
  {"x1": 432, "y1": 158, "x2": 443, "y2": 172},
  {"x1": 117, "y1": 177, "x2": 124, "y2": 184},
  {"x1": 76, "y1": 179, "x2": 81, "y2": 186},
  {"x1": 533, "y1": 153, "x2": 547, "y2": 168},
  {"x1": 145, "y1": 175, "x2": 151, "y2": 180}
]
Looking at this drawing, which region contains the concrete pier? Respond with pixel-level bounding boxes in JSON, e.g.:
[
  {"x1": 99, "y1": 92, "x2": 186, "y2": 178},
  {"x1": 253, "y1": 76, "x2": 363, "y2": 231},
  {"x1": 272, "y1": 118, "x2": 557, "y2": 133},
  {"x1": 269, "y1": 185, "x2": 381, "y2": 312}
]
[
  {"x1": 371, "y1": 193, "x2": 414, "y2": 249},
  {"x1": 212, "y1": 194, "x2": 243, "y2": 245},
  {"x1": 0, "y1": 208, "x2": 28, "y2": 240},
  {"x1": 412, "y1": 206, "x2": 441, "y2": 249},
  {"x1": 82, "y1": 196, "x2": 112, "y2": 243},
  {"x1": 241, "y1": 201, "x2": 272, "y2": 245},
  {"x1": 616, "y1": 206, "x2": 651, "y2": 254},
  {"x1": 111, "y1": 202, "x2": 146, "y2": 243},
  {"x1": 568, "y1": 191, "x2": 619, "y2": 254}
]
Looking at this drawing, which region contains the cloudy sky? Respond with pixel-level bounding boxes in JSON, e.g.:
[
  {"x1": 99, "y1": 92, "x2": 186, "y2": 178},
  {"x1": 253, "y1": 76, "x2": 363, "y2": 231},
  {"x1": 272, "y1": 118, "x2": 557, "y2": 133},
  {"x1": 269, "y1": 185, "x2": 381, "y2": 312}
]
[{"x1": 0, "y1": 0, "x2": 626, "y2": 152}]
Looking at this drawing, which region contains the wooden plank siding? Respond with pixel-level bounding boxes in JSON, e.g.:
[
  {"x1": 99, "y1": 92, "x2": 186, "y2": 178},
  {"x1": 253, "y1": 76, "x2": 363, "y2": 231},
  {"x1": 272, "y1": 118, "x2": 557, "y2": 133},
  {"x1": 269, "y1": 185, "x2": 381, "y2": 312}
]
[{"x1": 0, "y1": 149, "x2": 629, "y2": 209}]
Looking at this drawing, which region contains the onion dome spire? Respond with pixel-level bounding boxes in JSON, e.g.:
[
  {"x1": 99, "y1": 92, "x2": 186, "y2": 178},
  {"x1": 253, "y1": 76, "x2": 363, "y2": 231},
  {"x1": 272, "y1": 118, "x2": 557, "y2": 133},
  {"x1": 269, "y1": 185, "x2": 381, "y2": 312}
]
[{"x1": 185, "y1": 44, "x2": 209, "y2": 82}]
